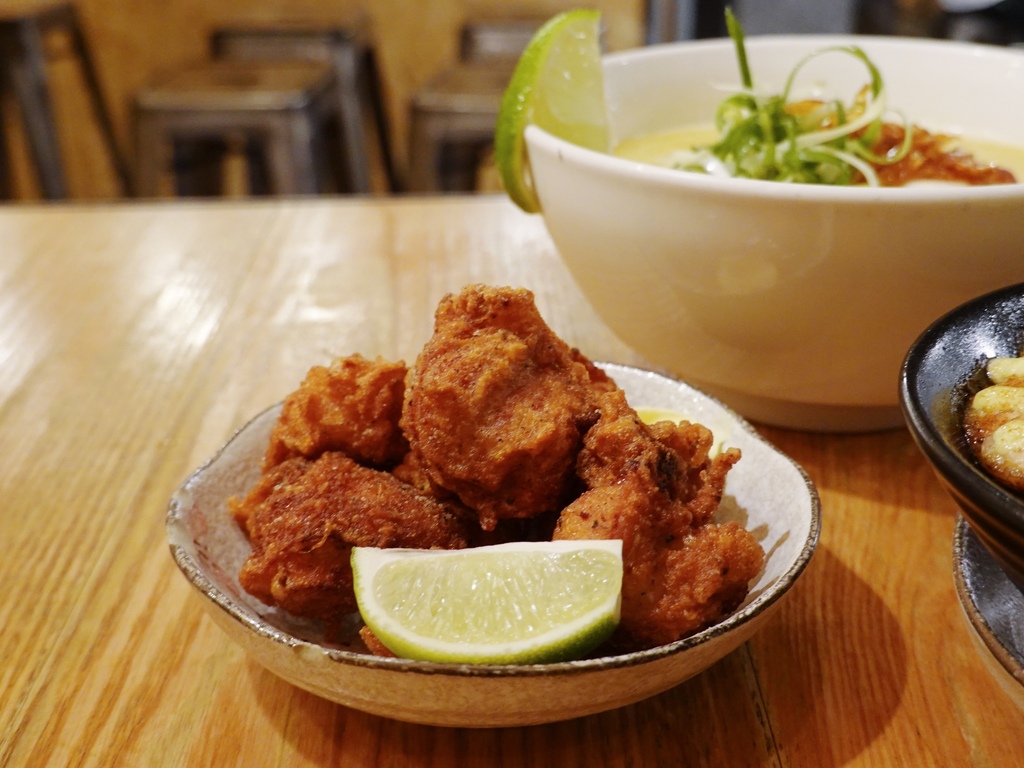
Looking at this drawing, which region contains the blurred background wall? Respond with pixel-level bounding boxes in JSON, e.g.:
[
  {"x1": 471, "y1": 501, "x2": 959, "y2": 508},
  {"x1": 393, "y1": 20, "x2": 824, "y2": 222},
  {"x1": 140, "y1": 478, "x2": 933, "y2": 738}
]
[{"x1": 0, "y1": 0, "x2": 954, "y2": 200}]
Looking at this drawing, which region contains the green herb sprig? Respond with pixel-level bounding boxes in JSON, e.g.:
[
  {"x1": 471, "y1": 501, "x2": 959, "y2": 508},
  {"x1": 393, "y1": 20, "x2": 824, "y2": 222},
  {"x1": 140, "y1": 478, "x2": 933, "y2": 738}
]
[{"x1": 681, "y1": 8, "x2": 912, "y2": 186}]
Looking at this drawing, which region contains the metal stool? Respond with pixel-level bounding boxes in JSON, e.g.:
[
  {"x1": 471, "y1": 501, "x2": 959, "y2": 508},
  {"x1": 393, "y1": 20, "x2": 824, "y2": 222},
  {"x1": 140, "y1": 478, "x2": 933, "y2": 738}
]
[
  {"x1": 132, "y1": 59, "x2": 336, "y2": 198},
  {"x1": 457, "y1": 18, "x2": 544, "y2": 63},
  {"x1": 0, "y1": 0, "x2": 130, "y2": 199},
  {"x1": 646, "y1": 1, "x2": 726, "y2": 42},
  {"x1": 406, "y1": 18, "x2": 544, "y2": 193},
  {"x1": 407, "y1": 63, "x2": 513, "y2": 193},
  {"x1": 211, "y1": 22, "x2": 396, "y2": 194}
]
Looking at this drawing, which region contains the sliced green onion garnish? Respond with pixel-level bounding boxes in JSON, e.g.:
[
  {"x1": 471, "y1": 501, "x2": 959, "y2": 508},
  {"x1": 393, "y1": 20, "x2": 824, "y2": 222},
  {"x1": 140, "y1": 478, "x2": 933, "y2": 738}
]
[{"x1": 680, "y1": 9, "x2": 912, "y2": 186}]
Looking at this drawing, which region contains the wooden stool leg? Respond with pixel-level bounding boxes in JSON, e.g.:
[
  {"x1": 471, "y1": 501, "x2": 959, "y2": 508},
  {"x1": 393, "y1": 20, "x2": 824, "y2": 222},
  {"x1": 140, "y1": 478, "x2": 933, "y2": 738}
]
[
  {"x1": 64, "y1": 6, "x2": 133, "y2": 196},
  {"x1": 3, "y1": 21, "x2": 67, "y2": 199}
]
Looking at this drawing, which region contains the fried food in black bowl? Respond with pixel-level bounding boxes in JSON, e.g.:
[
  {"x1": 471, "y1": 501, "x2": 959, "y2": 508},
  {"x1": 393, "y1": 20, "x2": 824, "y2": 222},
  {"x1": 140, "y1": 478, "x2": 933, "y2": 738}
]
[{"x1": 899, "y1": 282, "x2": 1024, "y2": 590}]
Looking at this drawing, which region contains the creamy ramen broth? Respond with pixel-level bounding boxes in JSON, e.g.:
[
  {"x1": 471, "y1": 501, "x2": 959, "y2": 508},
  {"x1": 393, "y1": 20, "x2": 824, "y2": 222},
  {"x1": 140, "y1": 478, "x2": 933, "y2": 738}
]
[
  {"x1": 614, "y1": 126, "x2": 720, "y2": 168},
  {"x1": 613, "y1": 125, "x2": 1024, "y2": 182}
]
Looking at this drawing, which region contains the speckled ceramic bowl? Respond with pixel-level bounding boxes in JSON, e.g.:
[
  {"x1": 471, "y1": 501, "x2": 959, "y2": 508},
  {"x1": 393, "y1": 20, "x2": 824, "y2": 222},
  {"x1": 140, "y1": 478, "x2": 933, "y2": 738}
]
[
  {"x1": 953, "y1": 518, "x2": 1024, "y2": 713},
  {"x1": 167, "y1": 363, "x2": 820, "y2": 727},
  {"x1": 900, "y1": 282, "x2": 1024, "y2": 590}
]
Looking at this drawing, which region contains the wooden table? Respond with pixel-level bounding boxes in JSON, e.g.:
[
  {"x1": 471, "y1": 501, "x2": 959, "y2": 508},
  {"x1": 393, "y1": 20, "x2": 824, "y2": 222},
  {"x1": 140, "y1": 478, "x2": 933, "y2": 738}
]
[{"x1": 0, "y1": 195, "x2": 1020, "y2": 766}]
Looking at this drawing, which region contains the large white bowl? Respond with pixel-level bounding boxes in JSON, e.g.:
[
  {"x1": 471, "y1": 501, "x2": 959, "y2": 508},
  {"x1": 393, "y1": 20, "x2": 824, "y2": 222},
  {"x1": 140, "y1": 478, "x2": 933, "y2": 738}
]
[
  {"x1": 527, "y1": 35, "x2": 1024, "y2": 431},
  {"x1": 166, "y1": 364, "x2": 819, "y2": 727}
]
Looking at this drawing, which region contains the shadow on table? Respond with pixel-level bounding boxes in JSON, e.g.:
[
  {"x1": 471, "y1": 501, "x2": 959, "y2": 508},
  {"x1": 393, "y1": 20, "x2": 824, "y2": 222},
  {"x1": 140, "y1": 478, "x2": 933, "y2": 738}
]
[
  {"x1": 748, "y1": 544, "x2": 908, "y2": 766},
  {"x1": 243, "y1": 544, "x2": 905, "y2": 766}
]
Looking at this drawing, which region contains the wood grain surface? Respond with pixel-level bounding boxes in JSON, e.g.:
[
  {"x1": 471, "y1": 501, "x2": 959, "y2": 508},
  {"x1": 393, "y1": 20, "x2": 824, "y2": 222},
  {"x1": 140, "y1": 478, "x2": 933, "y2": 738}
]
[{"x1": 0, "y1": 195, "x2": 1020, "y2": 767}]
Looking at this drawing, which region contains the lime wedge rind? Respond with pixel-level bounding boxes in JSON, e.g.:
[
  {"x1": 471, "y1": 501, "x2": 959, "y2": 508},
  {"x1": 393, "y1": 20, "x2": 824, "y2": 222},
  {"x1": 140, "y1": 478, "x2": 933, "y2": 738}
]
[
  {"x1": 352, "y1": 539, "x2": 623, "y2": 665},
  {"x1": 494, "y1": 9, "x2": 607, "y2": 214},
  {"x1": 372, "y1": 606, "x2": 620, "y2": 666}
]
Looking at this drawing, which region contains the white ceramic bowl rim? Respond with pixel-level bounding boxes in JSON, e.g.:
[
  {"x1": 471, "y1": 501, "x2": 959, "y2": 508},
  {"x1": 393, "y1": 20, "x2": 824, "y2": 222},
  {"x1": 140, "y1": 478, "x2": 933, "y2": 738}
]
[
  {"x1": 167, "y1": 363, "x2": 822, "y2": 680},
  {"x1": 526, "y1": 34, "x2": 1024, "y2": 205}
]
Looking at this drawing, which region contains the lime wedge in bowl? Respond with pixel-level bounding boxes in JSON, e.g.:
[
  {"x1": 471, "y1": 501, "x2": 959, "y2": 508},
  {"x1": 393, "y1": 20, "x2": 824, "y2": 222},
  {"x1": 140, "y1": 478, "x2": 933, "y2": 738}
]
[
  {"x1": 352, "y1": 539, "x2": 623, "y2": 664},
  {"x1": 635, "y1": 406, "x2": 688, "y2": 425},
  {"x1": 494, "y1": 9, "x2": 608, "y2": 213}
]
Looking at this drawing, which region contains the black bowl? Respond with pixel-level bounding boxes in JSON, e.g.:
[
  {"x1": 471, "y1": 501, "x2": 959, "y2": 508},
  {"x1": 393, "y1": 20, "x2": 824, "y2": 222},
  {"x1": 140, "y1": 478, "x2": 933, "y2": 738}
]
[{"x1": 899, "y1": 282, "x2": 1024, "y2": 591}]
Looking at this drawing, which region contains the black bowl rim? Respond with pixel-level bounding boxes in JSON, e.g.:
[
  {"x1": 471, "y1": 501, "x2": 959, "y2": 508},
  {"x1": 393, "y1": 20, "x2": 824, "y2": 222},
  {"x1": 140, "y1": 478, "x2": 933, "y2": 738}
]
[{"x1": 899, "y1": 281, "x2": 1024, "y2": 541}]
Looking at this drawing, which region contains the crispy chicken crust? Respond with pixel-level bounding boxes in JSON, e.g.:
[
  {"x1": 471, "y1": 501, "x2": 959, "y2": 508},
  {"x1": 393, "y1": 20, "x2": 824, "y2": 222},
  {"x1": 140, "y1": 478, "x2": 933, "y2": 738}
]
[
  {"x1": 401, "y1": 285, "x2": 602, "y2": 530},
  {"x1": 232, "y1": 284, "x2": 765, "y2": 654},
  {"x1": 263, "y1": 354, "x2": 409, "y2": 471},
  {"x1": 235, "y1": 452, "x2": 470, "y2": 622},
  {"x1": 872, "y1": 124, "x2": 1016, "y2": 187},
  {"x1": 554, "y1": 389, "x2": 764, "y2": 649}
]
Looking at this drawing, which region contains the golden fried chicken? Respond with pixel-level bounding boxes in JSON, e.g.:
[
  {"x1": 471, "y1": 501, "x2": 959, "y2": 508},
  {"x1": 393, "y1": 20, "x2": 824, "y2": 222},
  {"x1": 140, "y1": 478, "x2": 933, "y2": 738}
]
[
  {"x1": 235, "y1": 452, "x2": 471, "y2": 622},
  {"x1": 872, "y1": 124, "x2": 1016, "y2": 187},
  {"x1": 401, "y1": 285, "x2": 602, "y2": 530},
  {"x1": 359, "y1": 625, "x2": 396, "y2": 657},
  {"x1": 554, "y1": 389, "x2": 764, "y2": 650},
  {"x1": 230, "y1": 284, "x2": 764, "y2": 657},
  {"x1": 230, "y1": 453, "x2": 309, "y2": 537},
  {"x1": 571, "y1": 347, "x2": 620, "y2": 394},
  {"x1": 263, "y1": 354, "x2": 409, "y2": 471}
]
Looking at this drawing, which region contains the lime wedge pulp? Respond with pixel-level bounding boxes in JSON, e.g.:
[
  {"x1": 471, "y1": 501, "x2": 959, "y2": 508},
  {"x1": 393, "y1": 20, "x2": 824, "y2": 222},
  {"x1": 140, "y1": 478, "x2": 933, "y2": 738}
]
[
  {"x1": 636, "y1": 407, "x2": 688, "y2": 425},
  {"x1": 352, "y1": 540, "x2": 623, "y2": 664},
  {"x1": 636, "y1": 406, "x2": 732, "y2": 459},
  {"x1": 494, "y1": 9, "x2": 609, "y2": 213}
]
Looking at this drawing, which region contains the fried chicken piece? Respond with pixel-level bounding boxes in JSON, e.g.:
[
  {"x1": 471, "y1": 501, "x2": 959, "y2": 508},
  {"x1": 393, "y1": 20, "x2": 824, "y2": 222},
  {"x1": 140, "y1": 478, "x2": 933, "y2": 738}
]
[
  {"x1": 554, "y1": 390, "x2": 764, "y2": 650},
  {"x1": 871, "y1": 124, "x2": 1016, "y2": 187},
  {"x1": 390, "y1": 448, "x2": 516, "y2": 544},
  {"x1": 359, "y1": 626, "x2": 397, "y2": 658},
  {"x1": 230, "y1": 454, "x2": 310, "y2": 537},
  {"x1": 571, "y1": 347, "x2": 619, "y2": 393},
  {"x1": 236, "y1": 452, "x2": 470, "y2": 622},
  {"x1": 263, "y1": 354, "x2": 409, "y2": 471},
  {"x1": 401, "y1": 285, "x2": 601, "y2": 530},
  {"x1": 574, "y1": 390, "x2": 716, "y2": 505}
]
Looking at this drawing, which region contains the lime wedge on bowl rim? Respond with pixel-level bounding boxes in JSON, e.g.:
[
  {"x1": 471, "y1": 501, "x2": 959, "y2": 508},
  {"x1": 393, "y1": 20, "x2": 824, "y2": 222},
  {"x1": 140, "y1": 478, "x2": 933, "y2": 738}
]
[
  {"x1": 352, "y1": 540, "x2": 623, "y2": 665},
  {"x1": 494, "y1": 9, "x2": 608, "y2": 213}
]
